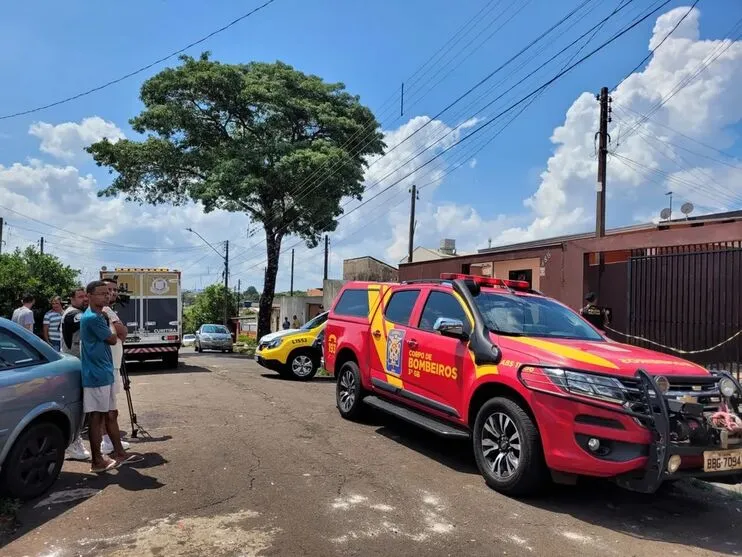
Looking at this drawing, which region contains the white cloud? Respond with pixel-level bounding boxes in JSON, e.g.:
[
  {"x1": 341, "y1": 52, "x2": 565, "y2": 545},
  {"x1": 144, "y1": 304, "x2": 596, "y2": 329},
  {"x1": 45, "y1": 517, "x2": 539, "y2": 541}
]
[
  {"x1": 469, "y1": 158, "x2": 477, "y2": 168},
  {"x1": 493, "y1": 6, "x2": 742, "y2": 244},
  {"x1": 29, "y1": 117, "x2": 126, "y2": 161}
]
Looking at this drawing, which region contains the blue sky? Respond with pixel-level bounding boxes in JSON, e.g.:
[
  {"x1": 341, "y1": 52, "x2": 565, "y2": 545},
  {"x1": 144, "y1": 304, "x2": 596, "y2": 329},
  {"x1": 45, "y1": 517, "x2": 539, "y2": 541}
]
[{"x1": 1, "y1": 0, "x2": 741, "y2": 292}]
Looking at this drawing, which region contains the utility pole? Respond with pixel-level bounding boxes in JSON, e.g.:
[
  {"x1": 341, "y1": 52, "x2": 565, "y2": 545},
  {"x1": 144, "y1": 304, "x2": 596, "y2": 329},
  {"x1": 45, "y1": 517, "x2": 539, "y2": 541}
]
[
  {"x1": 323, "y1": 235, "x2": 329, "y2": 281},
  {"x1": 595, "y1": 86, "x2": 611, "y2": 299},
  {"x1": 595, "y1": 87, "x2": 610, "y2": 238},
  {"x1": 290, "y1": 248, "x2": 295, "y2": 296},
  {"x1": 0, "y1": 217, "x2": 4, "y2": 255},
  {"x1": 407, "y1": 184, "x2": 418, "y2": 263},
  {"x1": 40, "y1": 236, "x2": 44, "y2": 255},
  {"x1": 237, "y1": 278, "x2": 241, "y2": 309},
  {"x1": 223, "y1": 240, "x2": 229, "y2": 325}
]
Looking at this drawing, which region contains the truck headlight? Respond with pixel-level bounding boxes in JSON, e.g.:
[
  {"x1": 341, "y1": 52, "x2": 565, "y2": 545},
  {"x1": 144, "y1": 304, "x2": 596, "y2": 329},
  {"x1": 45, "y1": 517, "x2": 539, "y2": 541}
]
[
  {"x1": 719, "y1": 377, "x2": 736, "y2": 398},
  {"x1": 521, "y1": 366, "x2": 627, "y2": 404}
]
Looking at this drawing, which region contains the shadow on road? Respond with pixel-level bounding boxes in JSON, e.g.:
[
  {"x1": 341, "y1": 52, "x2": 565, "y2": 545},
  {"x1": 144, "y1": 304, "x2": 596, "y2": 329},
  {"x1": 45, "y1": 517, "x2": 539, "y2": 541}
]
[
  {"x1": 2, "y1": 452, "x2": 168, "y2": 548},
  {"x1": 370, "y1": 412, "x2": 742, "y2": 555},
  {"x1": 259, "y1": 373, "x2": 336, "y2": 383},
  {"x1": 126, "y1": 360, "x2": 212, "y2": 375}
]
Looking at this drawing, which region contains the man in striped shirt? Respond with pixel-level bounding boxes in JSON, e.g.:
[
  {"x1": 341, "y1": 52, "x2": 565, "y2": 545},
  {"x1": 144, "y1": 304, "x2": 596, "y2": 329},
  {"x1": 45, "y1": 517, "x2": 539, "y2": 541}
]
[{"x1": 43, "y1": 296, "x2": 63, "y2": 351}]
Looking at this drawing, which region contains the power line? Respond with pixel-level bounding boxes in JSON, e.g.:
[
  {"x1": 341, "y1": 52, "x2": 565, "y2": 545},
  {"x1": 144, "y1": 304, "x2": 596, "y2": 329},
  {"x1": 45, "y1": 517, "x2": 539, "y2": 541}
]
[
  {"x1": 613, "y1": 0, "x2": 700, "y2": 90},
  {"x1": 230, "y1": 0, "x2": 617, "y2": 268},
  {"x1": 235, "y1": 0, "x2": 675, "y2": 276},
  {"x1": 0, "y1": 0, "x2": 278, "y2": 120}
]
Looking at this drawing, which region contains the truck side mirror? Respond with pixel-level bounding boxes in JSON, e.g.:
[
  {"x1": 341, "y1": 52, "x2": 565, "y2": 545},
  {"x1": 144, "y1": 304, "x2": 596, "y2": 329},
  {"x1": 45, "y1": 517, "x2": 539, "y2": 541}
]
[{"x1": 434, "y1": 317, "x2": 467, "y2": 340}]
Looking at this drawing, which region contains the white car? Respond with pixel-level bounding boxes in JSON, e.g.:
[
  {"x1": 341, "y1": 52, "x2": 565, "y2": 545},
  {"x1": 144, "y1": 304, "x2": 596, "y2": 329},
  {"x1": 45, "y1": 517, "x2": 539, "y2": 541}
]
[{"x1": 182, "y1": 334, "x2": 196, "y2": 347}]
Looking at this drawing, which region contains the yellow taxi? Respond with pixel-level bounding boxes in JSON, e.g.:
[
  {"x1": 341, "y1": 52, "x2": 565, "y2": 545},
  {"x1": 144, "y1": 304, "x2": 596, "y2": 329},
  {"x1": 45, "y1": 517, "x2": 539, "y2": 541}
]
[{"x1": 255, "y1": 312, "x2": 327, "y2": 380}]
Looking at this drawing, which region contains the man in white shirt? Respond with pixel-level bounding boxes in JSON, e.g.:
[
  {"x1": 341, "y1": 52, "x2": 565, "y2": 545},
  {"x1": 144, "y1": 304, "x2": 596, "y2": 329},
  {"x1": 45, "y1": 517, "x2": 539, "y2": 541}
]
[
  {"x1": 11, "y1": 294, "x2": 35, "y2": 331},
  {"x1": 101, "y1": 278, "x2": 130, "y2": 455}
]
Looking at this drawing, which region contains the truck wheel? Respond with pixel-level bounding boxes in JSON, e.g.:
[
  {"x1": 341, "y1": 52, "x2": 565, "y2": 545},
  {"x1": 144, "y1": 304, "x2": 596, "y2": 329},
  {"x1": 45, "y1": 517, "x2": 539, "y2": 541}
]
[
  {"x1": 163, "y1": 353, "x2": 178, "y2": 368},
  {"x1": 473, "y1": 397, "x2": 546, "y2": 496},
  {"x1": 288, "y1": 350, "x2": 318, "y2": 381},
  {"x1": 0, "y1": 422, "x2": 66, "y2": 500},
  {"x1": 336, "y1": 360, "x2": 365, "y2": 420}
]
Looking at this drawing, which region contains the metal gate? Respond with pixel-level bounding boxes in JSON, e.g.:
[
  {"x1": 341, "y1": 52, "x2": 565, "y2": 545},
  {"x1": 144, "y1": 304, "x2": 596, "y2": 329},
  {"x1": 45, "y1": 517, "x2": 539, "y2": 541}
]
[{"x1": 627, "y1": 242, "x2": 742, "y2": 373}]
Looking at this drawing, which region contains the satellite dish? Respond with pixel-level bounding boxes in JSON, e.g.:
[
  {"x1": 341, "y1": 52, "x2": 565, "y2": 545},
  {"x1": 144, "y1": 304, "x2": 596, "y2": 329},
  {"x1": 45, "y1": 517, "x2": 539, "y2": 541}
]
[
  {"x1": 660, "y1": 208, "x2": 672, "y2": 221},
  {"x1": 681, "y1": 202, "x2": 694, "y2": 218},
  {"x1": 101, "y1": 266, "x2": 108, "y2": 271}
]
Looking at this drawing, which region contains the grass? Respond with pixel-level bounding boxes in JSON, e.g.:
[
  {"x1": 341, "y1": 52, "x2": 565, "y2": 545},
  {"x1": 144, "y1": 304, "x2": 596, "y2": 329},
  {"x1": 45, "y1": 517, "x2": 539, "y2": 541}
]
[{"x1": 0, "y1": 497, "x2": 20, "y2": 539}]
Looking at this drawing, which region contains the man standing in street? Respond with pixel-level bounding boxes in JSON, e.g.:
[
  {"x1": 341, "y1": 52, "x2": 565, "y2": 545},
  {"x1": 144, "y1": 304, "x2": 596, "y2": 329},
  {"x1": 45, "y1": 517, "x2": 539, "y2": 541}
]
[
  {"x1": 43, "y1": 296, "x2": 63, "y2": 351},
  {"x1": 11, "y1": 294, "x2": 35, "y2": 331},
  {"x1": 62, "y1": 287, "x2": 92, "y2": 461},
  {"x1": 101, "y1": 277, "x2": 130, "y2": 455},
  {"x1": 81, "y1": 280, "x2": 136, "y2": 472}
]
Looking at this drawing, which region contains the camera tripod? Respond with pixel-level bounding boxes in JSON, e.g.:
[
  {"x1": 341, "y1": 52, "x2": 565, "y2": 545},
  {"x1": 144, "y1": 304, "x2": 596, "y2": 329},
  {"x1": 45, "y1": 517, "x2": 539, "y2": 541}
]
[{"x1": 120, "y1": 359, "x2": 150, "y2": 439}]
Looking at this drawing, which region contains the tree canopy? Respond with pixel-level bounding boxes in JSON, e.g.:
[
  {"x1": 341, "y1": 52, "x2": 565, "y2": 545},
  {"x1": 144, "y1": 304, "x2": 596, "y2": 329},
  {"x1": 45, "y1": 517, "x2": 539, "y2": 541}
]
[
  {"x1": 183, "y1": 284, "x2": 238, "y2": 334},
  {"x1": 0, "y1": 247, "x2": 80, "y2": 332},
  {"x1": 87, "y1": 53, "x2": 384, "y2": 337}
]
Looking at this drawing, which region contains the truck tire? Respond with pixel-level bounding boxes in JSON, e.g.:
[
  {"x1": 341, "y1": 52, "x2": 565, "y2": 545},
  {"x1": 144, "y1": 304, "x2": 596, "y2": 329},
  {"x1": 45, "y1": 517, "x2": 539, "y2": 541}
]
[
  {"x1": 0, "y1": 422, "x2": 66, "y2": 500},
  {"x1": 287, "y1": 350, "x2": 318, "y2": 381},
  {"x1": 336, "y1": 360, "x2": 365, "y2": 420},
  {"x1": 163, "y1": 353, "x2": 178, "y2": 368},
  {"x1": 473, "y1": 397, "x2": 546, "y2": 496}
]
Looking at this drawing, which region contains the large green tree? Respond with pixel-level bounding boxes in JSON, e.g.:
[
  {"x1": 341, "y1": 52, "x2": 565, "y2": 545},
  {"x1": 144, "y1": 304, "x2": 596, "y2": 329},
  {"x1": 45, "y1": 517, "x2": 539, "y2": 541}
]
[
  {"x1": 183, "y1": 284, "x2": 238, "y2": 333},
  {"x1": 0, "y1": 247, "x2": 80, "y2": 332},
  {"x1": 87, "y1": 53, "x2": 385, "y2": 338}
]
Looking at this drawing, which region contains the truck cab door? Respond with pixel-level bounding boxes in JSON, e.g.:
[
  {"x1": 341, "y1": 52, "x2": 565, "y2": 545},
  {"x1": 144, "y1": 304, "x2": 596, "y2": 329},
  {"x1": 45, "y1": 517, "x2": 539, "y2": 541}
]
[
  {"x1": 368, "y1": 287, "x2": 422, "y2": 393},
  {"x1": 405, "y1": 289, "x2": 473, "y2": 420}
]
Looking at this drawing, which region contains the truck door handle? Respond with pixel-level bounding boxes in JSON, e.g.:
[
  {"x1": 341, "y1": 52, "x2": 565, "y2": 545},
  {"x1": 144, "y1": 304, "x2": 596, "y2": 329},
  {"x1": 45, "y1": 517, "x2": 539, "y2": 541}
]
[
  {"x1": 372, "y1": 330, "x2": 382, "y2": 339},
  {"x1": 406, "y1": 339, "x2": 418, "y2": 349}
]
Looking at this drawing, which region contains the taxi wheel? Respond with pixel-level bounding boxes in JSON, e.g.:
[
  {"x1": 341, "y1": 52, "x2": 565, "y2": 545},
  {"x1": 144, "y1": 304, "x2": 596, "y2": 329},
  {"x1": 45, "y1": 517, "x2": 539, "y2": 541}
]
[
  {"x1": 336, "y1": 360, "x2": 364, "y2": 420},
  {"x1": 287, "y1": 350, "x2": 318, "y2": 381},
  {"x1": 473, "y1": 397, "x2": 546, "y2": 496}
]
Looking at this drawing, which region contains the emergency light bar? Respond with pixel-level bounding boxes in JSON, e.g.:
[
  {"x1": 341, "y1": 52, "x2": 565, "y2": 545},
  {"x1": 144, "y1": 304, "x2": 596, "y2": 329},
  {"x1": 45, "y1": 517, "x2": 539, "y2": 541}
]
[{"x1": 439, "y1": 273, "x2": 531, "y2": 291}]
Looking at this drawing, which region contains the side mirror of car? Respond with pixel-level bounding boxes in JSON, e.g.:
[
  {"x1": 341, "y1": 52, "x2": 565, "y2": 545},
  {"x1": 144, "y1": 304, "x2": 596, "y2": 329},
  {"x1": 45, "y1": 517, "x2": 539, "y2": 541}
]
[{"x1": 434, "y1": 317, "x2": 467, "y2": 340}]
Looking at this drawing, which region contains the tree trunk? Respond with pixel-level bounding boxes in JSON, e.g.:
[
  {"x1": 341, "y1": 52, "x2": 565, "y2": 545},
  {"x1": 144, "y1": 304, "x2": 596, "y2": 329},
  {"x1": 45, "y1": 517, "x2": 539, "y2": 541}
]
[{"x1": 257, "y1": 229, "x2": 281, "y2": 339}]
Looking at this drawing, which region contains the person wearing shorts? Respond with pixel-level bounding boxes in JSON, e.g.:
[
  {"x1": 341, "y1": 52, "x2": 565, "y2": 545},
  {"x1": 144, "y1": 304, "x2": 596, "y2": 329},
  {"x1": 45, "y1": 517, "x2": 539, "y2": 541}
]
[{"x1": 81, "y1": 280, "x2": 136, "y2": 472}]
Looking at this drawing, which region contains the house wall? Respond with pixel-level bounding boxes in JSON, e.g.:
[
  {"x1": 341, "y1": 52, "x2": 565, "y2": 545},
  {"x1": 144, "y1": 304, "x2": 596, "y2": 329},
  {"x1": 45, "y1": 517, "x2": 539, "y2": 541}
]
[
  {"x1": 343, "y1": 257, "x2": 398, "y2": 282},
  {"x1": 399, "y1": 219, "x2": 742, "y2": 313},
  {"x1": 274, "y1": 295, "x2": 323, "y2": 328}
]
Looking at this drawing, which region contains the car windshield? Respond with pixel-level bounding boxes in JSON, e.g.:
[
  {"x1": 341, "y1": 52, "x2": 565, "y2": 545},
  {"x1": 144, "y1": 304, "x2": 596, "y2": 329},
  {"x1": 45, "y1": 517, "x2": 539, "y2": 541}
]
[
  {"x1": 202, "y1": 325, "x2": 228, "y2": 334},
  {"x1": 300, "y1": 312, "x2": 327, "y2": 331},
  {"x1": 475, "y1": 292, "x2": 604, "y2": 341}
]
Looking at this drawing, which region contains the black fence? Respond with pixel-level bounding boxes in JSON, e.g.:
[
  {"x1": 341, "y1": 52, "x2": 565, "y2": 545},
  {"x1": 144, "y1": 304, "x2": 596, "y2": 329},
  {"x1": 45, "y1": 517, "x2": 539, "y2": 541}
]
[{"x1": 625, "y1": 242, "x2": 742, "y2": 374}]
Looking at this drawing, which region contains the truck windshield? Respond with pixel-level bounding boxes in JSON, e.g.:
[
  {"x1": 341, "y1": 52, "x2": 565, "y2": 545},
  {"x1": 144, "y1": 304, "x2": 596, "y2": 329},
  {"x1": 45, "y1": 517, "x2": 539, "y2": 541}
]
[
  {"x1": 475, "y1": 292, "x2": 604, "y2": 341},
  {"x1": 203, "y1": 325, "x2": 229, "y2": 334}
]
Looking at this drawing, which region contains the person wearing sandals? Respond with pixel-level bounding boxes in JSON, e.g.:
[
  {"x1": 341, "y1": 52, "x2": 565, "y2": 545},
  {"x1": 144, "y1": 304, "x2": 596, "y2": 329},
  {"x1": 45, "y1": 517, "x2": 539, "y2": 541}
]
[{"x1": 80, "y1": 280, "x2": 141, "y2": 472}]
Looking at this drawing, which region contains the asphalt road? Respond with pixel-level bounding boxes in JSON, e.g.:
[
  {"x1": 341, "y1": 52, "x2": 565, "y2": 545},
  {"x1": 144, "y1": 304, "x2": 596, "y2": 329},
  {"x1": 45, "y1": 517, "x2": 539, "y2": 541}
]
[{"x1": 3, "y1": 352, "x2": 742, "y2": 557}]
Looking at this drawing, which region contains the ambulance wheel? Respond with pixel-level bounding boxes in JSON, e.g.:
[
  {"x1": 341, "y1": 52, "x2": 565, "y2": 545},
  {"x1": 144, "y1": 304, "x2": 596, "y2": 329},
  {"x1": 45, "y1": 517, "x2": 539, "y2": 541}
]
[
  {"x1": 473, "y1": 397, "x2": 546, "y2": 496},
  {"x1": 336, "y1": 360, "x2": 364, "y2": 420}
]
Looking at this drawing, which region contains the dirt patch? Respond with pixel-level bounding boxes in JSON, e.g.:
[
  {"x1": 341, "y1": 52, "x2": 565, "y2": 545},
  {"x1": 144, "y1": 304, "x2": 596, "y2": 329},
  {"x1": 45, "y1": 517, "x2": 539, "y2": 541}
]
[{"x1": 61, "y1": 510, "x2": 276, "y2": 556}]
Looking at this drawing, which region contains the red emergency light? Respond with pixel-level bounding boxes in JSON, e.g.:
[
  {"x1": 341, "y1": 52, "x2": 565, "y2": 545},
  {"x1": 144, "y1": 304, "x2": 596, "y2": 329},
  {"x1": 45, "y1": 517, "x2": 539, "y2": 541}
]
[{"x1": 439, "y1": 273, "x2": 531, "y2": 291}]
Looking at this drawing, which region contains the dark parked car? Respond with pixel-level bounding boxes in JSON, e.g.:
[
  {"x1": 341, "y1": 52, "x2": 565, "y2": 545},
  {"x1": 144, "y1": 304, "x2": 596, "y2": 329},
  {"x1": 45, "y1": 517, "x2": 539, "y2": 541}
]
[{"x1": 0, "y1": 317, "x2": 83, "y2": 499}]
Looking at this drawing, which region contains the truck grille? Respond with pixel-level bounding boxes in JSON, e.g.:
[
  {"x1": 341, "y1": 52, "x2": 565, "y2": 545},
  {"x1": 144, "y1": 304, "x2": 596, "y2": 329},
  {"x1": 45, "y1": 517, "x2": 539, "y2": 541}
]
[{"x1": 618, "y1": 375, "x2": 722, "y2": 415}]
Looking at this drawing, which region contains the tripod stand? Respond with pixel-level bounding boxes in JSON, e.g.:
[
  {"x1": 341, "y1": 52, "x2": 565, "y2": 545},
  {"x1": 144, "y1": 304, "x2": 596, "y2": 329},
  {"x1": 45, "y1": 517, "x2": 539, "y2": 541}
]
[{"x1": 120, "y1": 359, "x2": 150, "y2": 439}]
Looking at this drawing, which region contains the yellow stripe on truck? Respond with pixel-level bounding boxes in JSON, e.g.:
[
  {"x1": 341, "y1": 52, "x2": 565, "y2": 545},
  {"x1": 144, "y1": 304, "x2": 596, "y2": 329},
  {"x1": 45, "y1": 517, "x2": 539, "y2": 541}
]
[
  {"x1": 509, "y1": 337, "x2": 619, "y2": 369},
  {"x1": 367, "y1": 285, "x2": 405, "y2": 389}
]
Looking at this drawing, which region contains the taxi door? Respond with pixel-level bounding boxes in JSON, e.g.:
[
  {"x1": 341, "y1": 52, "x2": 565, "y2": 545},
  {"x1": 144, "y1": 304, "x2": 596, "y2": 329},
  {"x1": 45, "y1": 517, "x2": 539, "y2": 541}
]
[{"x1": 403, "y1": 287, "x2": 474, "y2": 420}]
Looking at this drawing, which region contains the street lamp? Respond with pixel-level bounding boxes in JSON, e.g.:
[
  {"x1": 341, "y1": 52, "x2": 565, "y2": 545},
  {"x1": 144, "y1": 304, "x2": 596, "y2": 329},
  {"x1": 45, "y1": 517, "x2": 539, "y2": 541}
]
[{"x1": 186, "y1": 228, "x2": 230, "y2": 326}]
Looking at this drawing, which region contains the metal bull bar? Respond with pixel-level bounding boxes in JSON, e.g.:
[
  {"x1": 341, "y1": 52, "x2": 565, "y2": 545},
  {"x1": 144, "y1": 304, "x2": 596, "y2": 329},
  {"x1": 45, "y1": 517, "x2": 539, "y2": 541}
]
[{"x1": 616, "y1": 369, "x2": 742, "y2": 493}]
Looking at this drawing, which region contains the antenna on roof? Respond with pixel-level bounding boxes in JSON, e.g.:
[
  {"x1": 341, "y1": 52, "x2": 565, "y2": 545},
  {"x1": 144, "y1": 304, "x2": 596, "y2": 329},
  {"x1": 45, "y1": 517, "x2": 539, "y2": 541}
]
[
  {"x1": 660, "y1": 207, "x2": 672, "y2": 221},
  {"x1": 680, "y1": 202, "x2": 694, "y2": 220}
]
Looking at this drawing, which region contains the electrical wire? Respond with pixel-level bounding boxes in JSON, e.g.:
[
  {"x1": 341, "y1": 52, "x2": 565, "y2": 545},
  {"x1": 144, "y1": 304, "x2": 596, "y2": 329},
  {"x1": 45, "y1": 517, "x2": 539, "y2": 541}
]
[
  {"x1": 230, "y1": 0, "x2": 631, "y2": 268},
  {"x1": 234, "y1": 0, "x2": 675, "y2": 277},
  {"x1": 0, "y1": 0, "x2": 278, "y2": 120},
  {"x1": 612, "y1": 0, "x2": 700, "y2": 90}
]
